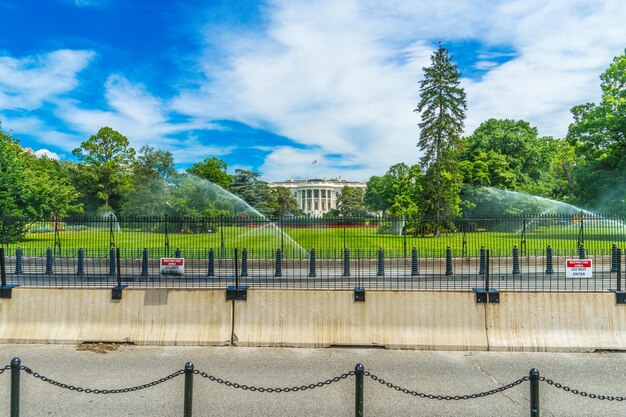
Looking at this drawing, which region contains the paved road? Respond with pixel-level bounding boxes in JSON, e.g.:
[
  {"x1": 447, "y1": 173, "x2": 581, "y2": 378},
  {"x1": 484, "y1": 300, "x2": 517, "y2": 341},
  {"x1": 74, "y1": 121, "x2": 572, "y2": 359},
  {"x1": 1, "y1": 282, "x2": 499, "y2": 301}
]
[{"x1": 1, "y1": 345, "x2": 625, "y2": 416}]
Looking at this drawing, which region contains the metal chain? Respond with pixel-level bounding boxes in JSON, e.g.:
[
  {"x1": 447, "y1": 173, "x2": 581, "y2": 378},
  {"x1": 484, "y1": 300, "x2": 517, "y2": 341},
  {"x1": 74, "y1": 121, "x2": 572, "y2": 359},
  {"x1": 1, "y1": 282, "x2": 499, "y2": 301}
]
[
  {"x1": 0, "y1": 364, "x2": 10, "y2": 375},
  {"x1": 20, "y1": 365, "x2": 184, "y2": 394},
  {"x1": 541, "y1": 377, "x2": 626, "y2": 401},
  {"x1": 365, "y1": 372, "x2": 529, "y2": 400},
  {"x1": 194, "y1": 369, "x2": 355, "y2": 393}
]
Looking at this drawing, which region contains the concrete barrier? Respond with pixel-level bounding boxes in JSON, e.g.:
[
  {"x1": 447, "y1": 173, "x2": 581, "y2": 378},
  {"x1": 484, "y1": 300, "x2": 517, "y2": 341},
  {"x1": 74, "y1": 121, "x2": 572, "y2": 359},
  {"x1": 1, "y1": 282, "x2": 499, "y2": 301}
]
[
  {"x1": 233, "y1": 290, "x2": 488, "y2": 350},
  {"x1": 486, "y1": 292, "x2": 626, "y2": 352},
  {"x1": 0, "y1": 288, "x2": 232, "y2": 346}
]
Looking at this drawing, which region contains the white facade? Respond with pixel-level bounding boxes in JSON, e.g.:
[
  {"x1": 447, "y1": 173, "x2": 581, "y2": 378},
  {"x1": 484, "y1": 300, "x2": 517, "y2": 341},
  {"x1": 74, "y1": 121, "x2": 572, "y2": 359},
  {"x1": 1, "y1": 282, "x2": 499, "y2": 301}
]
[{"x1": 270, "y1": 178, "x2": 366, "y2": 216}]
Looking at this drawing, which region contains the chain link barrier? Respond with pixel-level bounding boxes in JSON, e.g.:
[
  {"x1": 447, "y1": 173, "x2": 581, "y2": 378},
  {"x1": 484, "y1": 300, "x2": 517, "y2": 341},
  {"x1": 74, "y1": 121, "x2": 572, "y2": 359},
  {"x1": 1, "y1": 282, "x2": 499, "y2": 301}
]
[
  {"x1": 540, "y1": 377, "x2": 626, "y2": 402},
  {"x1": 1, "y1": 362, "x2": 624, "y2": 403},
  {"x1": 19, "y1": 365, "x2": 184, "y2": 394},
  {"x1": 0, "y1": 364, "x2": 10, "y2": 375},
  {"x1": 365, "y1": 372, "x2": 529, "y2": 400},
  {"x1": 194, "y1": 369, "x2": 355, "y2": 393}
]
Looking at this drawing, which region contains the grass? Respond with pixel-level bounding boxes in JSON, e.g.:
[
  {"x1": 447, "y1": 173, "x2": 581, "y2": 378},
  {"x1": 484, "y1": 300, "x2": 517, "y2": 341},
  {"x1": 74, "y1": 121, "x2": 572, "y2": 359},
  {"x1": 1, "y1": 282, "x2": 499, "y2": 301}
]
[{"x1": 4, "y1": 222, "x2": 624, "y2": 259}]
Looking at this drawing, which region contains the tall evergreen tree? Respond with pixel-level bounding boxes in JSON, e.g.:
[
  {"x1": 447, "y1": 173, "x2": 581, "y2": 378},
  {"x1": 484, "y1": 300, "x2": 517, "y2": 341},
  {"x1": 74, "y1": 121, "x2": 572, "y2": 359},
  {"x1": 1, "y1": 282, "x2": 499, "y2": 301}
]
[{"x1": 415, "y1": 43, "x2": 466, "y2": 224}]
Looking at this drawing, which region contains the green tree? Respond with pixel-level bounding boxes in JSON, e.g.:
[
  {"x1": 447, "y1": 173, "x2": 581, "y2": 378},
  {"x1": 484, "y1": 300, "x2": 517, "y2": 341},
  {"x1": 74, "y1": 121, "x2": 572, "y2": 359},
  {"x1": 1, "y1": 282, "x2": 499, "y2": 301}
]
[
  {"x1": 72, "y1": 127, "x2": 136, "y2": 213},
  {"x1": 187, "y1": 157, "x2": 233, "y2": 190},
  {"x1": 122, "y1": 146, "x2": 176, "y2": 216},
  {"x1": 230, "y1": 169, "x2": 275, "y2": 216},
  {"x1": 269, "y1": 186, "x2": 302, "y2": 217},
  {"x1": 415, "y1": 43, "x2": 466, "y2": 222},
  {"x1": 567, "y1": 50, "x2": 626, "y2": 213},
  {"x1": 336, "y1": 186, "x2": 366, "y2": 217}
]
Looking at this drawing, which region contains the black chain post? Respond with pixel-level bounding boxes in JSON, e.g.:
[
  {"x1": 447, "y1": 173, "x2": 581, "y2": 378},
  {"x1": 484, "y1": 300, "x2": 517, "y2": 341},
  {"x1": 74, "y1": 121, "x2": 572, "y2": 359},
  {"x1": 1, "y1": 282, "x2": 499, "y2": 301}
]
[
  {"x1": 445, "y1": 246, "x2": 453, "y2": 276},
  {"x1": 76, "y1": 247, "x2": 84, "y2": 276},
  {"x1": 343, "y1": 247, "x2": 350, "y2": 277},
  {"x1": 116, "y1": 248, "x2": 122, "y2": 288},
  {"x1": 207, "y1": 248, "x2": 215, "y2": 277},
  {"x1": 530, "y1": 368, "x2": 540, "y2": 416},
  {"x1": 355, "y1": 363, "x2": 364, "y2": 417},
  {"x1": 141, "y1": 248, "x2": 149, "y2": 277},
  {"x1": 617, "y1": 248, "x2": 622, "y2": 293},
  {"x1": 309, "y1": 248, "x2": 316, "y2": 277},
  {"x1": 175, "y1": 248, "x2": 181, "y2": 258},
  {"x1": 611, "y1": 243, "x2": 618, "y2": 273},
  {"x1": 241, "y1": 249, "x2": 248, "y2": 277},
  {"x1": 485, "y1": 249, "x2": 490, "y2": 293},
  {"x1": 11, "y1": 357, "x2": 20, "y2": 417},
  {"x1": 184, "y1": 362, "x2": 194, "y2": 417},
  {"x1": 545, "y1": 245, "x2": 554, "y2": 275},
  {"x1": 15, "y1": 247, "x2": 22, "y2": 275},
  {"x1": 512, "y1": 245, "x2": 521, "y2": 275},
  {"x1": 578, "y1": 244, "x2": 585, "y2": 260},
  {"x1": 275, "y1": 248, "x2": 282, "y2": 277},
  {"x1": 376, "y1": 248, "x2": 384, "y2": 277},
  {"x1": 45, "y1": 247, "x2": 53, "y2": 275},
  {"x1": 411, "y1": 247, "x2": 419, "y2": 276},
  {"x1": 479, "y1": 246, "x2": 486, "y2": 275},
  {"x1": 109, "y1": 247, "x2": 116, "y2": 277}
]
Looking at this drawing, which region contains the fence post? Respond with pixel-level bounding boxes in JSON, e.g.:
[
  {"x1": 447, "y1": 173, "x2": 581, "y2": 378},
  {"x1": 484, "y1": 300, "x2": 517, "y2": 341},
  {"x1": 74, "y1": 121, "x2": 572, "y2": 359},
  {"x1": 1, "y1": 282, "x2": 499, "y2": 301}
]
[
  {"x1": 484, "y1": 249, "x2": 490, "y2": 292},
  {"x1": 512, "y1": 245, "x2": 521, "y2": 275},
  {"x1": 355, "y1": 363, "x2": 364, "y2": 417},
  {"x1": 479, "y1": 246, "x2": 486, "y2": 275},
  {"x1": 184, "y1": 362, "x2": 194, "y2": 417},
  {"x1": 543, "y1": 245, "x2": 553, "y2": 275},
  {"x1": 274, "y1": 249, "x2": 282, "y2": 277},
  {"x1": 343, "y1": 247, "x2": 351, "y2": 277},
  {"x1": 207, "y1": 249, "x2": 215, "y2": 277},
  {"x1": 376, "y1": 248, "x2": 384, "y2": 276},
  {"x1": 617, "y1": 248, "x2": 622, "y2": 293},
  {"x1": 1, "y1": 248, "x2": 6, "y2": 287},
  {"x1": 141, "y1": 248, "x2": 149, "y2": 276},
  {"x1": 15, "y1": 247, "x2": 22, "y2": 275},
  {"x1": 445, "y1": 246, "x2": 453, "y2": 276},
  {"x1": 529, "y1": 368, "x2": 540, "y2": 417},
  {"x1": 116, "y1": 248, "x2": 122, "y2": 287},
  {"x1": 45, "y1": 247, "x2": 53, "y2": 275},
  {"x1": 241, "y1": 248, "x2": 248, "y2": 277},
  {"x1": 578, "y1": 244, "x2": 585, "y2": 260},
  {"x1": 76, "y1": 247, "x2": 85, "y2": 276},
  {"x1": 309, "y1": 248, "x2": 316, "y2": 277},
  {"x1": 109, "y1": 247, "x2": 116, "y2": 277},
  {"x1": 611, "y1": 243, "x2": 618, "y2": 273},
  {"x1": 411, "y1": 247, "x2": 419, "y2": 276},
  {"x1": 175, "y1": 248, "x2": 181, "y2": 258},
  {"x1": 11, "y1": 357, "x2": 20, "y2": 417}
]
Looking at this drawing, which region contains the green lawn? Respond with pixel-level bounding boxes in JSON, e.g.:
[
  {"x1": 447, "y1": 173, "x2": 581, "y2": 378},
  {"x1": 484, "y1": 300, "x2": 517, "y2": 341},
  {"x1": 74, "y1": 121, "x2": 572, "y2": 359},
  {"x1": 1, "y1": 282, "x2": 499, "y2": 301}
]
[{"x1": 4, "y1": 222, "x2": 624, "y2": 259}]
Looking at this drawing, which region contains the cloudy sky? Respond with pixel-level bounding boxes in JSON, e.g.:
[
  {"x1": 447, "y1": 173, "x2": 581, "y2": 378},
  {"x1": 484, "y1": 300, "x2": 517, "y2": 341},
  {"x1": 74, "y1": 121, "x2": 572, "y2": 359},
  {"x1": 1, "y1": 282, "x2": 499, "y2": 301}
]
[{"x1": 1, "y1": 0, "x2": 624, "y2": 181}]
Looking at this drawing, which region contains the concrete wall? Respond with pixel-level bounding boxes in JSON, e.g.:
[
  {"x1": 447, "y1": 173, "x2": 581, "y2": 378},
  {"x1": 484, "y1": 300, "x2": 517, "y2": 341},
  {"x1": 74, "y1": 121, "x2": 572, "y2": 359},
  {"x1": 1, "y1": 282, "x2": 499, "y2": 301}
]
[
  {"x1": 1, "y1": 288, "x2": 624, "y2": 351},
  {"x1": 0, "y1": 288, "x2": 232, "y2": 345}
]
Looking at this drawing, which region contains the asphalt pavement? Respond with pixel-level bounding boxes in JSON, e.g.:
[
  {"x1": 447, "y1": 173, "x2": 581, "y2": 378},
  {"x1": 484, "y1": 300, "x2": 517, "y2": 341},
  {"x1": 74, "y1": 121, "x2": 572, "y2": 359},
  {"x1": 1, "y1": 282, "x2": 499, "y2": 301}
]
[{"x1": 1, "y1": 344, "x2": 625, "y2": 416}]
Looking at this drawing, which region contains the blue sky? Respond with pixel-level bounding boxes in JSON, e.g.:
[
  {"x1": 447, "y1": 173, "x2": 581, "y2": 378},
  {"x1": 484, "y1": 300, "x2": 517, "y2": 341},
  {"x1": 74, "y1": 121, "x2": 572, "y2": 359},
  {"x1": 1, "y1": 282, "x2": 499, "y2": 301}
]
[{"x1": 1, "y1": 0, "x2": 625, "y2": 181}]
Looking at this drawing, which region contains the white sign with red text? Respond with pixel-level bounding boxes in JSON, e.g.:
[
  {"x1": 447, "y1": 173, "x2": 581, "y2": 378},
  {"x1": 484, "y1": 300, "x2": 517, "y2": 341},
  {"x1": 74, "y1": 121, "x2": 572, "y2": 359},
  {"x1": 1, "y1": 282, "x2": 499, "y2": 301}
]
[
  {"x1": 160, "y1": 258, "x2": 185, "y2": 276},
  {"x1": 565, "y1": 259, "x2": 592, "y2": 278}
]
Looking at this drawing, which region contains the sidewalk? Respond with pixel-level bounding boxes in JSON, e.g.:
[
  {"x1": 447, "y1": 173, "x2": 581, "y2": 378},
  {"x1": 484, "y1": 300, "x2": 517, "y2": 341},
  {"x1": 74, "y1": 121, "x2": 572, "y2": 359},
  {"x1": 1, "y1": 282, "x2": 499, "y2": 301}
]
[{"x1": 1, "y1": 344, "x2": 625, "y2": 416}]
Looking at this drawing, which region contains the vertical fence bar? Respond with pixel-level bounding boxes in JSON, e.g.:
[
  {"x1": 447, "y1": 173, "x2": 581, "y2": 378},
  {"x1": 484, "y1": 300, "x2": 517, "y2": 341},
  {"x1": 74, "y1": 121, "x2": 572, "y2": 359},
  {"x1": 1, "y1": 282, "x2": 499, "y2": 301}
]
[
  {"x1": 512, "y1": 245, "x2": 521, "y2": 275},
  {"x1": 578, "y1": 244, "x2": 585, "y2": 260},
  {"x1": 376, "y1": 248, "x2": 384, "y2": 276},
  {"x1": 184, "y1": 362, "x2": 194, "y2": 417},
  {"x1": 11, "y1": 357, "x2": 20, "y2": 417},
  {"x1": 485, "y1": 249, "x2": 490, "y2": 292},
  {"x1": 617, "y1": 248, "x2": 622, "y2": 293},
  {"x1": 343, "y1": 248, "x2": 351, "y2": 277},
  {"x1": 411, "y1": 247, "x2": 419, "y2": 276},
  {"x1": 355, "y1": 363, "x2": 364, "y2": 417},
  {"x1": 109, "y1": 247, "x2": 116, "y2": 277},
  {"x1": 241, "y1": 249, "x2": 248, "y2": 277},
  {"x1": 141, "y1": 248, "x2": 149, "y2": 276},
  {"x1": 479, "y1": 246, "x2": 485, "y2": 275},
  {"x1": 529, "y1": 368, "x2": 540, "y2": 417},
  {"x1": 275, "y1": 248, "x2": 282, "y2": 277},
  {"x1": 611, "y1": 243, "x2": 618, "y2": 273}
]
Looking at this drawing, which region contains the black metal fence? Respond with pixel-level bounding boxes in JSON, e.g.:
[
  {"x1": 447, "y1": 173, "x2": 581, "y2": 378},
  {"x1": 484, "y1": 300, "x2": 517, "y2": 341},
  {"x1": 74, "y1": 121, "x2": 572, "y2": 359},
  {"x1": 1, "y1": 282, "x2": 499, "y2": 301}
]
[
  {"x1": 0, "y1": 214, "x2": 624, "y2": 291},
  {"x1": 2, "y1": 358, "x2": 623, "y2": 417}
]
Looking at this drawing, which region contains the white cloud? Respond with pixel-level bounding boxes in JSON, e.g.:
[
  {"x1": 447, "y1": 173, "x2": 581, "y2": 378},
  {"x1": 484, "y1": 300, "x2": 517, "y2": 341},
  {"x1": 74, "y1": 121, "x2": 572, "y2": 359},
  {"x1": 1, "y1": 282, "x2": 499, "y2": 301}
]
[
  {"x1": 173, "y1": 0, "x2": 626, "y2": 180},
  {"x1": 34, "y1": 149, "x2": 61, "y2": 160},
  {"x1": 0, "y1": 49, "x2": 94, "y2": 110}
]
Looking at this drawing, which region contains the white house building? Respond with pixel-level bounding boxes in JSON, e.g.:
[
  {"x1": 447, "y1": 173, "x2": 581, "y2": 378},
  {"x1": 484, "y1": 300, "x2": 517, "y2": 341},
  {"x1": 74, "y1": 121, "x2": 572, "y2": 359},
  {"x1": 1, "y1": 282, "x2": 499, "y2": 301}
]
[{"x1": 270, "y1": 178, "x2": 366, "y2": 216}]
